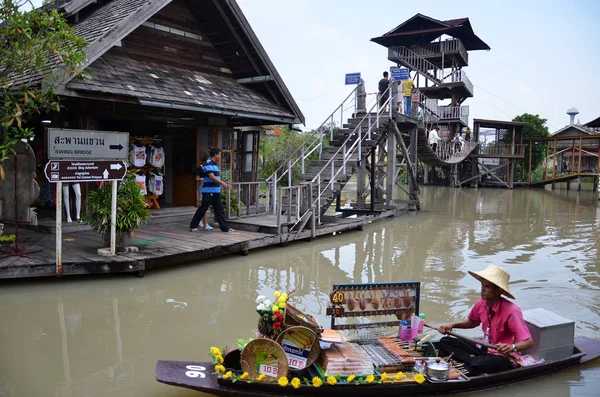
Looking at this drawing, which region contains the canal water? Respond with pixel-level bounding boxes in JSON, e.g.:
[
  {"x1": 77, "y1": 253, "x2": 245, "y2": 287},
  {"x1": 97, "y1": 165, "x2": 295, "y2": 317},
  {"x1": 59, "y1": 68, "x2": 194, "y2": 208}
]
[{"x1": 0, "y1": 187, "x2": 598, "y2": 397}]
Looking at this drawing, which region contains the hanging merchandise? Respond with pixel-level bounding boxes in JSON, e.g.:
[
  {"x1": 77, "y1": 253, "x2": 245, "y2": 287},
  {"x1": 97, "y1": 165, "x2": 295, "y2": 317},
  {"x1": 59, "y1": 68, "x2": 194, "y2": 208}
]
[
  {"x1": 148, "y1": 171, "x2": 164, "y2": 196},
  {"x1": 149, "y1": 144, "x2": 165, "y2": 168},
  {"x1": 135, "y1": 173, "x2": 147, "y2": 195},
  {"x1": 129, "y1": 143, "x2": 147, "y2": 167}
]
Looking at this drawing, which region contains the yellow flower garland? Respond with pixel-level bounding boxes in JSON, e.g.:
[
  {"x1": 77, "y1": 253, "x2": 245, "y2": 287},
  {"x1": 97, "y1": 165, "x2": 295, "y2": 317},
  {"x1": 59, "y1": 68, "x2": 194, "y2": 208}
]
[
  {"x1": 394, "y1": 372, "x2": 404, "y2": 381},
  {"x1": 239, "y1": 372, "x2": 249, "y2": 380},
  {"x1": 346, "y1": 374, "x2": 356, "y2": 383},
  {"x1": 214, "y1": 365, "x2": 225, "y2": 373},
  {"x1": 312, "y1": 377, "x2": 323, "y2": 387},
  {"x1": 278, "y1": 376, "x2": 289, "y2": 387},
  {"x1": 223, "y1": 371, "x2": 232, "y2": 380},
  {"x1": 291, "y1": 377, "x2": 301, "y2": 389},
  {"x1": 256, "y1": 374, "x2": 266, "y2": 382},
  {"x1": 326, "y1": 376, "x2": 337, "y2": 385},
  {"x1": 414, "y1": 373, "x2": 425, "y2": 384}
]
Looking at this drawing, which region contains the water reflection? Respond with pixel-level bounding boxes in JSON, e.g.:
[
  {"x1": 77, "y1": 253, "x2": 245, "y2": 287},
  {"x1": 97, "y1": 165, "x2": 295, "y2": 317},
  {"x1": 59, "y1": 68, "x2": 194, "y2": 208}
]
[{"x1": 0, "y1": 187, "x2": 598, "y2": 397}]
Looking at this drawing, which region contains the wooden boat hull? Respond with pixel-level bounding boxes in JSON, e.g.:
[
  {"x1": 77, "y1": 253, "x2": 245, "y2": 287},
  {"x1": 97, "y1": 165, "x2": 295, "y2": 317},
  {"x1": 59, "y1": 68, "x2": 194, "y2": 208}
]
[{"x1": 156, "y1": 336, "x2": 600, "y2": 396}]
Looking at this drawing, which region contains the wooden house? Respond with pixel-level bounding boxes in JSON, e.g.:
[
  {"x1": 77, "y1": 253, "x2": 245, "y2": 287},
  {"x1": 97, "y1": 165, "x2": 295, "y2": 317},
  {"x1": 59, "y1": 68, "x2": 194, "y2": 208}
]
[{"x1": 23, "y1": 0, "x2": 303, "y2": 215}]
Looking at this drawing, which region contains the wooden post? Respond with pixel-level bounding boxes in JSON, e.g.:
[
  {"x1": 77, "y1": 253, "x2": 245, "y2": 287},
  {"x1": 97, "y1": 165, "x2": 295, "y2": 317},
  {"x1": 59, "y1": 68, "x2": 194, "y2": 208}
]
[
  {"x1": 570, "y1": 139, "x2": 575, "y2": 174},
  {"x1": 386, "y1": 124, "x2": 397, "y2": 205},
  {"x1": 472, "y1": 122, "x2": 479, "y2": 187},
  {"x1": 551, "y1": 138, "x2": 557, "y2": 188},
  {"x1": 577, "y1": 137, "x2": 582, "y2": 174},
  {"x1": 528, "y1": 140, "x2": 533, "y2": 184},
  {"x1": 544, "y1": 142, "x2": 549, "y2": 181}
]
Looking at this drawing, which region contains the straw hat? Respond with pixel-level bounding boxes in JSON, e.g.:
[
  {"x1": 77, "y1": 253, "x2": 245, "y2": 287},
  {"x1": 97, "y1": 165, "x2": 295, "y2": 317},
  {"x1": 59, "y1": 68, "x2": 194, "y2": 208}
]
[{"x1": 468, "y1": 264, "x2": 515, "y2": 300}]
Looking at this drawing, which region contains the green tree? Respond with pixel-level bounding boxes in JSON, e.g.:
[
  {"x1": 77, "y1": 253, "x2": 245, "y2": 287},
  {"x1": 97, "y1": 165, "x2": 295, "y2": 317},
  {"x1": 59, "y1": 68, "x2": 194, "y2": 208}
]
[
  {"x1": 512, "y1": 113, "x2": 550, "y2": 180},
  {"x1": 258, "y1": 125, "x2": 334, "y2": 184},
  {"x1": 0, "y1": 0, "x2": 87, "y2": 176}
]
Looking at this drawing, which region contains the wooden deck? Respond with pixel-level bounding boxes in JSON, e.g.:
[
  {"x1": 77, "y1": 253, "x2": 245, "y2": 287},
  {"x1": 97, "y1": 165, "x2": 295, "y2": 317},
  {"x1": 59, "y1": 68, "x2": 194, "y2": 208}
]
[{"x1": 0, "y1": 210, "x2": 397, "y2": 280}]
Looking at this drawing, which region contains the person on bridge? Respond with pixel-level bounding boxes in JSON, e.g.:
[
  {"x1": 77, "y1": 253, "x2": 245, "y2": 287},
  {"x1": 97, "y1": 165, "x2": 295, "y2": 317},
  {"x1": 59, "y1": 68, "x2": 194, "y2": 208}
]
[
  {"x1": 377, "y1": 71, "x2": 390, "y2": 112},
  {"x1": 402, "y1": 77, "x2": 415, "y2": 116},
  {"x1": 437, "y1": 264, "x2": 534, "y2": 376},
  {"x1": 453, "y1": 132, "x2": 465, "y2": 153}
]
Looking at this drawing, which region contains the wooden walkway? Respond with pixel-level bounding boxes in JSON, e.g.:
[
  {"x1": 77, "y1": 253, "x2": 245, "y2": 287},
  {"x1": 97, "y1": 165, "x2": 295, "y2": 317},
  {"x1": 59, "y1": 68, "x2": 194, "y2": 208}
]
[{"x1": 0, "y1": 210, "x2": 396, "y2": 280}]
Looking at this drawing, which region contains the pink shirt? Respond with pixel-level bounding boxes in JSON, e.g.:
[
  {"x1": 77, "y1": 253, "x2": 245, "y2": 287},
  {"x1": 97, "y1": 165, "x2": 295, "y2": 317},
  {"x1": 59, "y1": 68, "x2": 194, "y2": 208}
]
[{"x1": 468, "y1": 297, "x2": 531, "y2": 356}]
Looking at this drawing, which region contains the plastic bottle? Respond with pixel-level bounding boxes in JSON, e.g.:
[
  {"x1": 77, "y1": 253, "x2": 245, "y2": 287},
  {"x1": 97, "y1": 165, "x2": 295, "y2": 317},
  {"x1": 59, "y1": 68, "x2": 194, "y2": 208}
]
[{"x1": 418, "y1": 313, "x2": 426, "y2": 333}]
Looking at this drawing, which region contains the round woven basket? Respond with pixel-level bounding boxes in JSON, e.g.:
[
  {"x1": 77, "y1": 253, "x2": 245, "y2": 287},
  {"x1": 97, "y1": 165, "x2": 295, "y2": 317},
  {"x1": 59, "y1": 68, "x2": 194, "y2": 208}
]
[
  {"x1": 276, "y1": 326, "x2": 321, "y2": 370},
  {"x1": 240, "y1": 338, "x2": 289, "y2": 380},
  {"x1": 283, "y1": 303, "x2": 323, "y2": 335}
]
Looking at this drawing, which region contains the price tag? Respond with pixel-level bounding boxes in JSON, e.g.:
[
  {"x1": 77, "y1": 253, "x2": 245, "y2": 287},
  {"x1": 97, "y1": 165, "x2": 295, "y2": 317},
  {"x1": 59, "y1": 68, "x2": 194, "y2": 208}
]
[
  {"x1": 286, "y1": 355, "x2": 307, "y2": 370},
  {"x1": 258, "y1": 364, "x2": 278, "y2": 378},
  {"x1": 330, "y1": 291, "x2": 345, "y2": 304}
]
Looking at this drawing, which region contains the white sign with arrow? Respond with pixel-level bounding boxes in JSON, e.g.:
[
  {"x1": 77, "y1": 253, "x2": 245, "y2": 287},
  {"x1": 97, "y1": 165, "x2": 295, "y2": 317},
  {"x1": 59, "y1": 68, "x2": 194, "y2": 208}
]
[{"x1": 48, "y1": 128, "x2": 129, "y2": 160}]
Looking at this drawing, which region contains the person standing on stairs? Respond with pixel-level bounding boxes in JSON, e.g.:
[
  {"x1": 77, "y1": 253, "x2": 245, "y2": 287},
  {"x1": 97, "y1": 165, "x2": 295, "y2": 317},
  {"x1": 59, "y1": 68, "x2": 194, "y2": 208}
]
[
  {"x1": 189, "y1": 147, "x2": 235, "y2": 233},
  {"x1": 428, "y1": 127, "x2": 440, "y2": 154},
  {"x1": 402, "y1": 77, "x2": 415, "y2": 116},
  {"x1": 377, "y1": 71, "x2": 390, "y2": 112}
]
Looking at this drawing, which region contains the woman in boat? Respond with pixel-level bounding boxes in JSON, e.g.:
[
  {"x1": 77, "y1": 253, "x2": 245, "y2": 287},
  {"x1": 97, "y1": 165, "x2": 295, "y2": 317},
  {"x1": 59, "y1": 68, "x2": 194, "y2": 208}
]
[{"x1": 437, "y1": 264, "x2": 534, "y2": 376}]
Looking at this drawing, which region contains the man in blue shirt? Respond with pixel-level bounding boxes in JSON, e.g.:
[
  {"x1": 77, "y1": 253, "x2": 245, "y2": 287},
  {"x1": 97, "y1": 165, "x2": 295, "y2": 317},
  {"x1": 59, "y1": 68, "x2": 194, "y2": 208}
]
[{"x1": 189, "y1": 147, "x2": 235, "y2": 233}]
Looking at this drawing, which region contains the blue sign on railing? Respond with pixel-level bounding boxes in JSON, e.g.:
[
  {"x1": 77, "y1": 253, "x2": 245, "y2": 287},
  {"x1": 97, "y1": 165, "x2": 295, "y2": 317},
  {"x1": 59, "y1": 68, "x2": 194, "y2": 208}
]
[
  {"x1": 390, "y1": 67, "x2": 409, "y2": 81},
  {"x1": 345, "y1": 72, "x2": 361, "y2": 85}
]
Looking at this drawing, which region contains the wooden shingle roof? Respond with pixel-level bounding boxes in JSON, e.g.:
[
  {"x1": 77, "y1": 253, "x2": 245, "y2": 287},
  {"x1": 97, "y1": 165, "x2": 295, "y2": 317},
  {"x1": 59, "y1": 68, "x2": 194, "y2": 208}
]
[
  {"x1": 20, "y1": 0, "x2": 304, "y2": 124},
  {"x1": 371, "y1": 13, "x2": 490, "y2": 51}
]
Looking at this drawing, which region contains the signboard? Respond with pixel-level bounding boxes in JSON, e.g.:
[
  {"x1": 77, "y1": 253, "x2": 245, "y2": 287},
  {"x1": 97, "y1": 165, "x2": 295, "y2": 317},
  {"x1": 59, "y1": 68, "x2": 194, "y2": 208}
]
[
  {"x1": 344, "y1": 72, "x2": 361, "y2": 85},
  {"x1": 44, "y1": 160, "x2": 127, "y2": 183},
  {"x1": 390, "y1": 66, "x2": 409, "y2": 81},
  {"x1": 48, "y1": 128, "x2": 129, "y2": 160},
  {"x1": 480, "y1": 158, "x2": 500, "y2": 166}
]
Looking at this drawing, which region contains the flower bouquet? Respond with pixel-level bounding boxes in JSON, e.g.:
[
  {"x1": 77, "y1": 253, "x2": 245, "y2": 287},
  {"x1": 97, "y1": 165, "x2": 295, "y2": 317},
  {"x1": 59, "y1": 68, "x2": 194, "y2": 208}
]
[{"x1": 256, "y1": 291, "x2": 289, "y2": 339}]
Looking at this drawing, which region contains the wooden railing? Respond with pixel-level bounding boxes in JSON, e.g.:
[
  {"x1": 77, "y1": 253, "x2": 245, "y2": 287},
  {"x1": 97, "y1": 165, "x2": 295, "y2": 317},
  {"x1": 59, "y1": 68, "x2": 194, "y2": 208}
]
[
  {"x1": 438, "y1": 106, "x2": 469, "y2": 125},
  {"x1": 443, "y1": 70, "x2": 473, "y2": 95},
  {"x1": 409, "y1": 39, "x2": 468, "y2": 64},
  {"x1": 478, "y1": 143, "x2": 526, "y2": 156}
]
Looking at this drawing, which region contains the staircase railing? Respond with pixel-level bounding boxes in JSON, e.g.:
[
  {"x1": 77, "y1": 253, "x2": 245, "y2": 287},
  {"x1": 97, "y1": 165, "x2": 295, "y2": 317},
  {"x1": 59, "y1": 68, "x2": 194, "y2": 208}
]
[
  {"x1": 304, "y1": 87, "x2": 399, "y2": 226},
  {"x1": 388, "y1": 46, "x2": 442, "y2": 84},
  {"x1": 430, "y1": 139, "x2": 479, "y2": 163},
  {"x1": 264, "y1": 81, "x2": 363, "y2": 214},
  {"x1": 443, "y1": 69, "x2": 473, "y2": 95}
]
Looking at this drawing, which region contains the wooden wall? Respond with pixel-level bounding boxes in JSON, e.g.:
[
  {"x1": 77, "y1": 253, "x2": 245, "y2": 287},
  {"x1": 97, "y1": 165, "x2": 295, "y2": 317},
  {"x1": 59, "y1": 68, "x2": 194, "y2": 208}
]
[{"x1": 114, "y1": 0, "x2": 231, "y2": 77}]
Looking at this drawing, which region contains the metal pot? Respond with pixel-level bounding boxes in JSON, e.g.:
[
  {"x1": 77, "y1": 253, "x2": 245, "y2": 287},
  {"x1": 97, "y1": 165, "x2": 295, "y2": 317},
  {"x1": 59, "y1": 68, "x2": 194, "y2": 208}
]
[{"x1": 425, "y1": 360, "x2": 450, "y2": 381}]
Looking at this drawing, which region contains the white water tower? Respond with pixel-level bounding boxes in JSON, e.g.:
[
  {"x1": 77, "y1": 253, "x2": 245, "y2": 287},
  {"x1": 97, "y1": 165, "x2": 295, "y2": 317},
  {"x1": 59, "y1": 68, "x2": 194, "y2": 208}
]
[{"x1": 567, "y1": 107, "x2": 579, "y2": 125}]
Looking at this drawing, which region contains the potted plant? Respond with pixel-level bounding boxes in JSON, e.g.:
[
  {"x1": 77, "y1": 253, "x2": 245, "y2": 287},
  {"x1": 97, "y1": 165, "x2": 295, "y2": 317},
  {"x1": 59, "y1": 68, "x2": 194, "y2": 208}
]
[{"x1": 82, "y1": 173, "x2": 150, "y2": 248}]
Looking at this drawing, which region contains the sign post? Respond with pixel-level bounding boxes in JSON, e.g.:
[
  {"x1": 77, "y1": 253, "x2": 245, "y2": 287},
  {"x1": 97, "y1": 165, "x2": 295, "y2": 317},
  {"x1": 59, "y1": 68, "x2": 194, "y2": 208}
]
[
  {"x1": 45, "y1": 159, "x2": 128, "y2": 273},
  {"x1": 390, "y1": 66, "x2": 409, "y2": 81},
  {"x1": 56, "y1": 181, "x2": 62, "y2": 275},
  {"x1": 48, "y1": 129, "x2": 129, "y2": 160},
  {"x1": 344, "y1": 73, "x2": 361, "y2": 85},
  {"x1": 44, "y1": 160, "x2": 128, "y2": 183}
]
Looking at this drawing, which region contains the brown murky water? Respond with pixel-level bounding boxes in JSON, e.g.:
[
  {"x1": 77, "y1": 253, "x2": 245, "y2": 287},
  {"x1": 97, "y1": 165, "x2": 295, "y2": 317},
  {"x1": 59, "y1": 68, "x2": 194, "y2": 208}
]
[{"x1": 0, "y1": 187, "x2": 599, "y2": 397}]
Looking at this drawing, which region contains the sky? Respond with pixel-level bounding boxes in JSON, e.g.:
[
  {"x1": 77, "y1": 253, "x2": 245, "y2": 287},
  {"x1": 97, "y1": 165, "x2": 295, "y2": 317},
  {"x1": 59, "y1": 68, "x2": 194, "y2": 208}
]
[
  {"x1": 29, "y1": 0, "x2": 600, "y2": 132},
  {"x1": 235, "y1": 0, "x2": 600, "y2": 132}
]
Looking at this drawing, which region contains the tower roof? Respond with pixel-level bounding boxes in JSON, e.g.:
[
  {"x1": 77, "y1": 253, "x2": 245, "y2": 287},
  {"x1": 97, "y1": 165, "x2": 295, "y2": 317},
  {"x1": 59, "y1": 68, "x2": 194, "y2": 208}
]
[{"x1": 371, "y1": 13, "x2": 490, "y2": 51}]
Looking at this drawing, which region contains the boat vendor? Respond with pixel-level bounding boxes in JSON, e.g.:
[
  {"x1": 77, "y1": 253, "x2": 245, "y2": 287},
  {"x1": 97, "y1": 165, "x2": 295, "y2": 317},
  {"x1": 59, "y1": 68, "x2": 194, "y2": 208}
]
[{"x1": 437, "y1": 264, "x2": 534, "y2": 376}]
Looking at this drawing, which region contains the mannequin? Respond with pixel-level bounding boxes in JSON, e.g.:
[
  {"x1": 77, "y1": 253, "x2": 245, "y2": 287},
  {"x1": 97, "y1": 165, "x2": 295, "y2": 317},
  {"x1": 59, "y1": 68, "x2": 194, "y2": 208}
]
[{"x1": 63, "y1": 183, "x2": 82, "y2": 223}]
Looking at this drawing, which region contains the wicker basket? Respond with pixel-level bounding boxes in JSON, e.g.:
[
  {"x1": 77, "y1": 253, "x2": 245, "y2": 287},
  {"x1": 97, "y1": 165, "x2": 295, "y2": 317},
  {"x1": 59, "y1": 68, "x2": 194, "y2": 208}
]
[
  {"x1": 283, "y1": 303, "x2": 324, "y2": 335},
  {"x1": 240, "y1": 338, "x2": 289, "y2": 380},
  {"x1": 276, "y1": 326, "x2": 321, "y2": 370}
]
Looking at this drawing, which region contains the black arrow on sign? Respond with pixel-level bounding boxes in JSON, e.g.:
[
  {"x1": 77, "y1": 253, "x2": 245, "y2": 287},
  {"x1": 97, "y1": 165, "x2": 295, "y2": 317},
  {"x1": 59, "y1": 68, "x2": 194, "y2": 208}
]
[{"x1": 109, "y1": 144, "x2": 124, "y2": 151}]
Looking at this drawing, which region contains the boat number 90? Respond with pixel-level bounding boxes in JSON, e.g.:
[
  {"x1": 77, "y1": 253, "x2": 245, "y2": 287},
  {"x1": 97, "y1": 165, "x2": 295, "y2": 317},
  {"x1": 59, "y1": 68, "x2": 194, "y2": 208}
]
[
  {"x1": 185, "y1": 365, "x2": 206, "y2": 378},
  {"x1": 331, "y1": 291, "x2": 345, "y2": 304}
]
